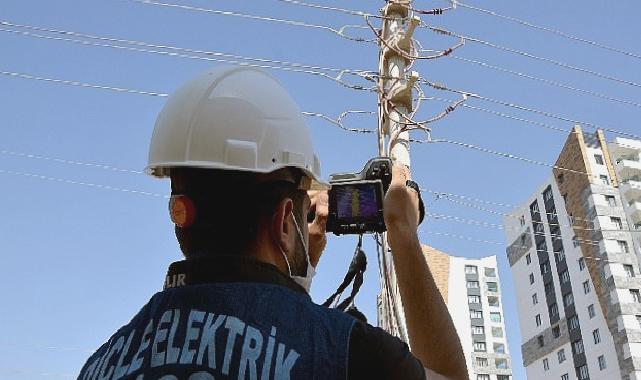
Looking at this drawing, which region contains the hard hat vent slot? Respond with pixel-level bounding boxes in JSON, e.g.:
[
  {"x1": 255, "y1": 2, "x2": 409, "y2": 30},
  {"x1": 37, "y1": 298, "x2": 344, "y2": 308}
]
[
  {"x1": 282, "y1": 151, "x2": 305, "y2": 167},
  {"x1": 225, "y1": 139, "x2": 258, "y2": 169}
]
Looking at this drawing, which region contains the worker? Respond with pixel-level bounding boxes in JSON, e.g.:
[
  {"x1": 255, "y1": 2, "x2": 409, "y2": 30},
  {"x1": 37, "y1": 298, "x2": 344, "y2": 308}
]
[{"x1": 77, "y1": 67, "x2": 468, "y2": 380}]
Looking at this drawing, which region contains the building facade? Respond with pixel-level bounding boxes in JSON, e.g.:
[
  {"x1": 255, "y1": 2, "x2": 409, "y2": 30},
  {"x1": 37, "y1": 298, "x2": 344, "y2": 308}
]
[
  {"x1": 504, "y1": 126, "x2": 641, "y2": 380},
  {"x1": 423, "y1": 246, "x2": 513, "y2": 380}
]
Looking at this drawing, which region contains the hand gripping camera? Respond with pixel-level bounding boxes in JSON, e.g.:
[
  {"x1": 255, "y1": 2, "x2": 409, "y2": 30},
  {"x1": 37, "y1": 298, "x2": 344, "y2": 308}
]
[{"x1": 326, "y1": 157, "x2": 393, "y2": 235}]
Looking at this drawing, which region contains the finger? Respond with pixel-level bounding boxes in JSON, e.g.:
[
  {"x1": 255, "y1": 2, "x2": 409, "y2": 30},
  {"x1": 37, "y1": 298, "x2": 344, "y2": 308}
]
[{"x1": 390, "y1": 164, "x2": 410, "y2": 188}]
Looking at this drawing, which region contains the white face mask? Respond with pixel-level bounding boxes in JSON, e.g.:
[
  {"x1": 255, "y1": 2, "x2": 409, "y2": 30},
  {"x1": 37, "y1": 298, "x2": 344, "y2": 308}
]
[{"x1": 278, "y1": 210, "x2": 316, "y2": 292}]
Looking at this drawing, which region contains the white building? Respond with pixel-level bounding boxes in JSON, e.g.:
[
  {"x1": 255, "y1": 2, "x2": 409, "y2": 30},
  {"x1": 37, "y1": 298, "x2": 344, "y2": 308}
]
[
  {"x1": 423, "y1": 246, "x2": 513, "y2": 380},
  {"x1": 504, "y1": 126, "x2": 641, "y2": 380}
]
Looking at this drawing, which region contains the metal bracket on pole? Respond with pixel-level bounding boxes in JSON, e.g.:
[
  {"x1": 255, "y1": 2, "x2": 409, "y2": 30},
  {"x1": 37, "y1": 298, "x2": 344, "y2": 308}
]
[
  {"x1": 387, "y1": 71, "x2": 419, "y2": 111},
  {"x1": 382, "y1": 16, "x2": 420, "y2": 62},
  {"x1": 382, "y1": 0, "x2": 411, "y2": 18}
]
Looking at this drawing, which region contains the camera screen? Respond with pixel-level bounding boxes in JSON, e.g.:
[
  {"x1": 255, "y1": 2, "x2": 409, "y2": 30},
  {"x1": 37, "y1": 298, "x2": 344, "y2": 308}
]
[{"x1": 335, "y1": 183, "x2": 379, "y2": 219}]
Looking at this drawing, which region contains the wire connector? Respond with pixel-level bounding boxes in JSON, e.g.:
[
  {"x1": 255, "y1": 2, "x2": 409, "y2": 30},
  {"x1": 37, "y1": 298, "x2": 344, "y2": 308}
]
[
  {"x1": 386, "y1": 71, "x2": 419, "y2": 111},
  {"x1": 382, "y1": 16, "x2": 420, "y2": 61}
]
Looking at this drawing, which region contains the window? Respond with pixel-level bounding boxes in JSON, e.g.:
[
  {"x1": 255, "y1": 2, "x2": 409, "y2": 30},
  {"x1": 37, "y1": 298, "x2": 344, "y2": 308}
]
[
  {"x1": 631, "y1": 289, "x2": 641, "y2": 303},
  {"x1": 473, "y1": 342, "x2": 486, "y2": 352},
  {"x1": 588, "y1": 304, "x2": 596, "y2": 318},
  {"x1": 600, "y1": 174, "x2": 610, "y2": 185},
  {"x1": 532, "y1": 293, "x2": 538, "y2": 305},
  {"x1": 535, "y1": 314, "x2": 542, "y2": 326},
  {"x1": 472, "y1": 326, "x2": 485, "y2": 335},
  {"x1": 579, "y1": 257, "x2": 586, "y2": 271},
  {"x1": 605, "y1": 195, "x2": 617, "y2": 206},
  {"x1": 545, "y1": 282, "x2": 554, "y2": 295},
  {"x1": 557, "y1": 349, "x2": 566, "y2": 363},
  {"x1": 578, "y1": 364, "x2": 589, "y2": 380},
  {"x1": 563, "y1": 293, "x2": 574, "y2": 308},
  {"x1": 593, "y1": 328, "x2": 601, "y2": 344},
  {"x1": 572, "y1": 236, "x2": 581, "y2": 247},
  {"x1": 560, "y1": 270, "x2": 570, "y2": 284},
  {"x1": 595, "y1": 154, "x2": 604, "y2": 165},
  {"x1": 497, "y1": 376, "x2": 510, "y2": 380},
  {"x1": 465, "y1": 265, "x2": 478, "y2": 274},
  {"x1": 569, "y1": 315, "x2": 580, "y2": 330},
  {"x1": 552, "y1": 325, "x2": 560, "y2": 338},
  {"x1": 538, "y1": 335, "x2": 545, "y2": 347},
  {"x1": 494, "y1": 343, "x2": 505, "y2": 354},
  {"x1": 562, "y1": 374, "x2": 569, "y2": 380},
  {"x1": 475, "y1": 357, "x2": 488, "y2": 367},
  {"x1": 625, "y1": 264, "x2": 635, "y2": 278},
  {"x1": 470, "y1": 310, "x2": 483, "y2": 319},
  {"x1": 468, "y1": 295, "x2": 481, "y2": 304},
  {"x1": 486, "y1": 282, "x2": 498, "y2": 292},
  {"x1": 490, "y1": 312, "x2": 502, "y2": 323},
  {"x1": 544, "y1": 187, "x2": 554, "y2": 201},
  {"x1": 572, "y1": 339, "x2": 585, "y2": 355},
  {"x1": 530, "y1": 273, "x2": 535, "y2": 284},
  {"x1": 543, "y1": 358, "x2": 549, "y2": 371},
  {"x1": 611, "y1": 216, "x2": 623, "y2": 229},
  {"x1": 583, "y1": 280, "x2": 591, "y2": 294},
  {"x1": 530, "y1": 201, "x2": 540, "y2": 214},
  {"x1": 467, "y1": 281, "x2": 479, "y2": 289},
  {"x1": 495, "y1": 359, "x2": 508, "y2": 369},
  {"x1": 520, "y1": 215, "x2": 526, "y2": 226},
  {"x1": 477, "y1": 375, "x2": 490, "y2": 380},
  {"x1": 488, "y1": 296, "x2": 500, "y2": 307},
  {"x1": 555, "y1": 249, "x2": 566, "y2": 263},
  {"x1": 598, "y1": 355, "x2": 607, "y2": 370},
  {"x1": 619, "y1": 240, "x2": 630, "y2": 253},
  {"x1": 550, "y1": 303, "x2": 559, "y2": 317},
  {"x1": 484, "y1": 267, "x2": 496, "y2": 277},
  {"x1": 541, "y1": 262, "x2": 550, "y2": 275},
  {"x1": 492, "y1": 327, "x2": 504, "y2": 338},
  {"x1": 636, "y1": 315, "x2": 641, "y2": 328},
  {"x1": 526, "y1": 253, "x2": 532, "y2": 265}
]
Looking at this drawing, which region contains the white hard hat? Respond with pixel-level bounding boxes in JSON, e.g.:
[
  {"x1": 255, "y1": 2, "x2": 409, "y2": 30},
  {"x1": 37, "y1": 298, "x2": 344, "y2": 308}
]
[{"x1": 146, "y1": 66, "x2": 328, "y2": 189}]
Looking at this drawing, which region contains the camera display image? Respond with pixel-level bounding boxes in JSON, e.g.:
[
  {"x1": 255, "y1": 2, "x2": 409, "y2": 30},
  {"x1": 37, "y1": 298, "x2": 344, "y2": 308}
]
[{"x1": 335, "y1": 184, "x2": 379, "y2": 219}]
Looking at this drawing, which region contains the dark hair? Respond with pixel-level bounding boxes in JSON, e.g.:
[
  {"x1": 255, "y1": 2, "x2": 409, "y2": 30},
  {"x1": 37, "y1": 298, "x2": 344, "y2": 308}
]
[{"x1": 170, "y1": 168, "x2": 305, "y2": 258}]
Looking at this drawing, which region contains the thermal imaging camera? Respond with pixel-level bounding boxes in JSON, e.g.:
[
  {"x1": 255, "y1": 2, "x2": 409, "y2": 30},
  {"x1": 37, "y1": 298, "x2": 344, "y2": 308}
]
[{"x1": 326, "y1": 157, "x2": 393, "y2": 235}]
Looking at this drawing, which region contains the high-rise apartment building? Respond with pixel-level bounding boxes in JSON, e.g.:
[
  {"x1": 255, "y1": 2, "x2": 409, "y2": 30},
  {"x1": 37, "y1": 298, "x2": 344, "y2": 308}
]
[
  {"x1": 423, "y1": 246, "x2": 513, "y2": 380},
  {"x1": 504, "y1": 126, "x2": 641, "y2": 380}
]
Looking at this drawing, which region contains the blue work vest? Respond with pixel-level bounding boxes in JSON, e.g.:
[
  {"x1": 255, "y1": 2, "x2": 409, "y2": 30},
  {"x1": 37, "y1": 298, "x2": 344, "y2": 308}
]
[{"x1": 78, "y1": 282, "x2": 356, "y2": 380}]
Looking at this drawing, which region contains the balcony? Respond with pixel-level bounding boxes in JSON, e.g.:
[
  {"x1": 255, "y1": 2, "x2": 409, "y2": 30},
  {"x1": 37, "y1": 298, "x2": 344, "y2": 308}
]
[
  {"x1": 630, "y1": 201, "x2": 641, "y2": 224},
  {"x1": 615, "y1": 159, "x2": 641, "y2": 182},
  {"x1": 610, "y1": 138, "x2": 641, "y2": 162},
  {"x1": 621, "y1": 179, "x2": 641, "y2": 202}
]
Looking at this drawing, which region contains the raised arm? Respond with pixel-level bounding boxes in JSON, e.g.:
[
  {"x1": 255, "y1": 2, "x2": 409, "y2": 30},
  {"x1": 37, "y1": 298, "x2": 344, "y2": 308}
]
[{"x1": 384, "y1": 165, "x2": 468, "y2": 380}]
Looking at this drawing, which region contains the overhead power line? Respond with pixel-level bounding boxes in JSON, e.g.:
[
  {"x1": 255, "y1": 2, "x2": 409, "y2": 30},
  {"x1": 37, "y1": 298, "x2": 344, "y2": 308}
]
[
  {"x1": 455, "y1": 1, "x2": 641, "y2": 61},
  {"x1": 0, "y1": 24, "x2": 376, "y2": 91},
  {"x1": 0, "y1": 169, "x2": 168, "y2": 199},
  {"x1": 129, "y1": 0, "x2": 375, "y2": 43},
  {"x1": 0, "y1": 71, "x2": 169, "y2": 97},
  {"x1": 422, "y1": 79, "x2": 641, "y2": 140},
  {"x1": 442, "y1": 54, "x2": 641, "y2": 109},
  {"x1": 425, "y1": 24, "x2": 641, "y2": 90}
]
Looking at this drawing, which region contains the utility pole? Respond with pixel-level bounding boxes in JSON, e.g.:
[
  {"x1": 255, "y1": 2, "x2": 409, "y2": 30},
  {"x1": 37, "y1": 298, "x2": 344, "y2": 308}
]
[{"x1": 376, "y1": 1, "x2": 420, "y2": 342}]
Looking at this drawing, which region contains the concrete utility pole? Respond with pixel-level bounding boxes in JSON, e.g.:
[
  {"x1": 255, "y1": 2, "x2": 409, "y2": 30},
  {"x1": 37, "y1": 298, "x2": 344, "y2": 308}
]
[{"x1": 376, "y1": 1, "x2": 420, "y2": 342}]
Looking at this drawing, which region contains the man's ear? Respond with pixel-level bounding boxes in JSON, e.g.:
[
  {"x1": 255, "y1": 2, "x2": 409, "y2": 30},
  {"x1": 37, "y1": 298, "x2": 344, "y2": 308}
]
[{"x1": 271, "y1": 198, "x2": 294, "y2": 251}]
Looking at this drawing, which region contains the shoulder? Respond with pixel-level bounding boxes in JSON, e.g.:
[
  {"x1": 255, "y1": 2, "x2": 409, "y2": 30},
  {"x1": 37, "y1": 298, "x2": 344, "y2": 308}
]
[{"x1": 348, "y1": 321, "x2": 425, "y2": 380}]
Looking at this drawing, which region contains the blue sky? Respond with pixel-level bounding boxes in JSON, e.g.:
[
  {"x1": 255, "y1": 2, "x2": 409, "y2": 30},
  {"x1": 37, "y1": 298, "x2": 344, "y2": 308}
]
[{"x1": 2, "y1": 0, "x2": 641, "y2": 379}]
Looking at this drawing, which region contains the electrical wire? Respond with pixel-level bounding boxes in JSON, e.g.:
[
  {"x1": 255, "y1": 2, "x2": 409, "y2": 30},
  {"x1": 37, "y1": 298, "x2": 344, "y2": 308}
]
[
  {"x1": 0, "y1": 26, "x2": 377, "y2": 92},
  {"x1": 424, "y1": 52, "x2": 641, "y2": 109},
  {"x1": 0, "y1": 149, "x2": 144, "y2": 174},
  {"x1": 301, "y1": 110, "x2": 376, "y2": 134},
  {"x1": 421, "y1": 79, "x2": 641, "y2": 140},
  {"x1": 276, "y1": 0, "x2": 380, "y2": 18},
  {"x1": 0, "y1": 169, "x2": 168, "y2": 199},
  {"x1": 455, "y1": 1, "x2": 641, "y2": 61},
  {"x1": 424, "y1": 24, "x2": 641, "y2": 90},
  {"x1": 424, "y1": 96, "x2": 568, "y2": 133},
  {"x1": 129, "y1": 0, "x2": 376, "y2": 43},
  {"x1": 0, "y1": 20, "x2": 369, "y2": 74},
  {"x1": 0, "y1": 71, "x2": 169, "y2": 97}
]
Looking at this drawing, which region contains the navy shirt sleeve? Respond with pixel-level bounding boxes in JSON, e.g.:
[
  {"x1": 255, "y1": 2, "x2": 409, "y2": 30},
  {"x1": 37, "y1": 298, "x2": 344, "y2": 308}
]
[{"x1": 348, "y1": 321, "x2": 426, "y2": 380}]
